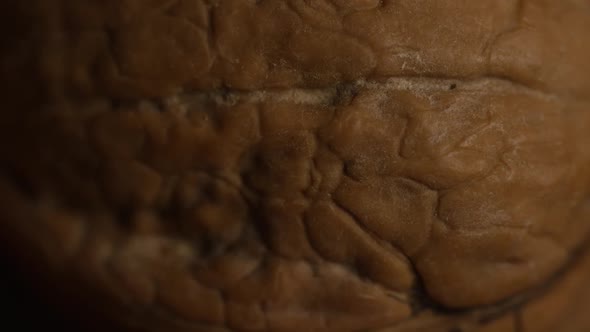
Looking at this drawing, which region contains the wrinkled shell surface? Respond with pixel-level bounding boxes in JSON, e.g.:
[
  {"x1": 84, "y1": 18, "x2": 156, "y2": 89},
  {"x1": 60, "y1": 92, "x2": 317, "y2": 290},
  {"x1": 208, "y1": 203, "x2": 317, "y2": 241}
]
[{"x1": 1, "y1": 0, "x2": 590, "y2": 331}]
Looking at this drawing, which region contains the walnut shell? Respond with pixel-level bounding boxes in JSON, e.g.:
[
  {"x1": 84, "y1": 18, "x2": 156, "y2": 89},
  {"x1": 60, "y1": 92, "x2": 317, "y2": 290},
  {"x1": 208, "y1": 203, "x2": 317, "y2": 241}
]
[{"x1": 1, "y1": 1, "x2": 590, "y2": 331}]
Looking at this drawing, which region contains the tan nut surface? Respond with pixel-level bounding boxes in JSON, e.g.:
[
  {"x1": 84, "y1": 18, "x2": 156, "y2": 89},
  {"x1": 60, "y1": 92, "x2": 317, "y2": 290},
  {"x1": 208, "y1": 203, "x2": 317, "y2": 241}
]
[{"x1": 1, "y1": 1, "x2": 590, "y2": 331}]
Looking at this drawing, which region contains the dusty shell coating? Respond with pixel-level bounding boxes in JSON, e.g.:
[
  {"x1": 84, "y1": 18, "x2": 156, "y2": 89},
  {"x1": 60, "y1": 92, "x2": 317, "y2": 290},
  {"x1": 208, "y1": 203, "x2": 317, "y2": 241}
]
[{"x1": 1, "y1": 0, "x2": 590, "y2": 331}]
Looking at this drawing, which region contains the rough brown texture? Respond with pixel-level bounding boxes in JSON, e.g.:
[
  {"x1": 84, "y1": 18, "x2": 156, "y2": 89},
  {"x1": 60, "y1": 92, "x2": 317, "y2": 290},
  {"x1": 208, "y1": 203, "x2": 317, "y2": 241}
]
[{"x1": 1, "y1": 0, "x2": 590, "y2": 331}]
